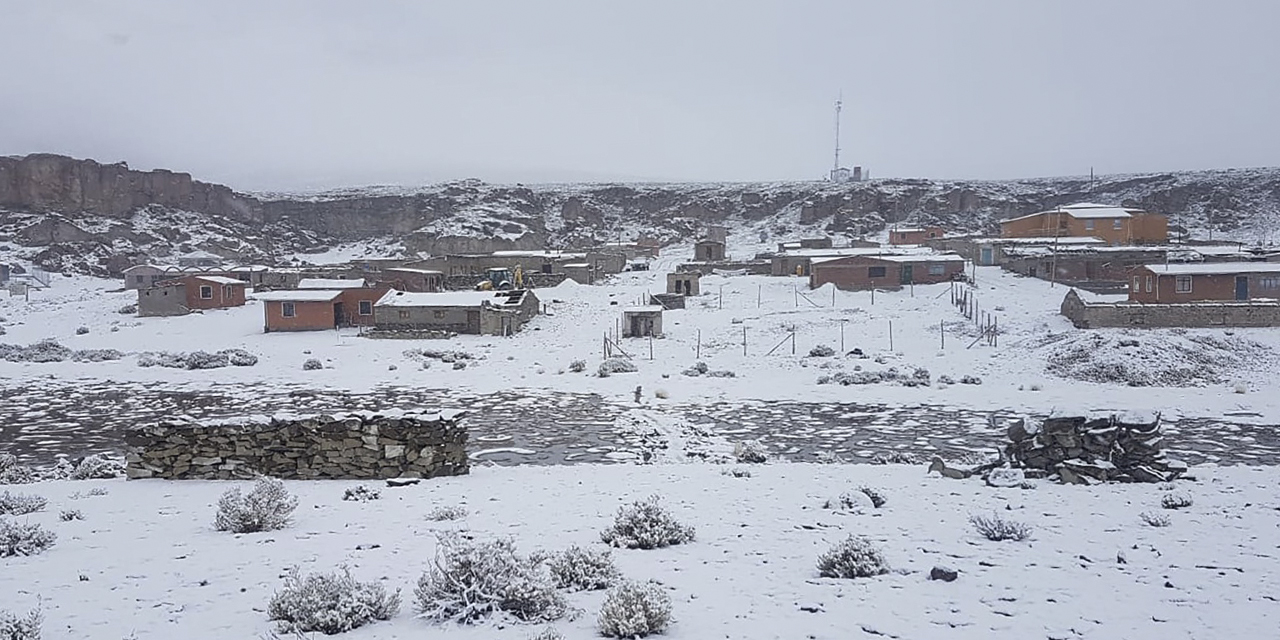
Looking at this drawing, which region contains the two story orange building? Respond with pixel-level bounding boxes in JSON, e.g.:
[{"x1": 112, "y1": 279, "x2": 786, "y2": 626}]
[{"x1": 1000, "y1": 203, "x2": 1167, "y2": 245}]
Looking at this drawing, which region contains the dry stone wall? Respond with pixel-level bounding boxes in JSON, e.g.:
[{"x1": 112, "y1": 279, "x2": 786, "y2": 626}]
[
  {"x1": 1061, "y1": 289, "x2": 1280, "y2": 328},
  {"x1": 124, "y1": 411, "x2": 468, "y2": 480}
]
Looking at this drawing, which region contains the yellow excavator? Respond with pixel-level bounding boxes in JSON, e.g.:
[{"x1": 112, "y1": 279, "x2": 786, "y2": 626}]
[{"x1": 475, "y1": 266, "x2": 522, "y2": 291}]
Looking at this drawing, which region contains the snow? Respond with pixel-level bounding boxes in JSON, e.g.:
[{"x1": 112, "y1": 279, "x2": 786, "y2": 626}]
[
  {"x1": 1003, "y1": 203, "x2": 1139, "y2": 223},
  {"x1": 191, "y1": 276, "x2": 246, "y2": 286},
  {"x1": 250, "y1": 290, "x2": 343, "y2": 302},
  {"x1": 1142, "y1": 262, "x2": 1280, "y2": 275},
  {"x1": 297, "y1": 278, "x2": 367, "y2": 289},
  {"x1": 2, "y1": 462, "x2": 1277, "y2": 638},
  {"x1": 375, "y1": 290, "x2": 517, "y2": 308}
]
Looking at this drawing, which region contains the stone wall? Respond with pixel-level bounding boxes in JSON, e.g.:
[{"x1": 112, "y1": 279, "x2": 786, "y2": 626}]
[
  {"x1": 442, "y1": 273, "x2": 568, "y2": 290},
  {"x1": 1061, "y1": 289, "x2": 1280, "y2": 328},
  {"x1": 124, "y1": 412, "x2": 468, "y2": 480}
]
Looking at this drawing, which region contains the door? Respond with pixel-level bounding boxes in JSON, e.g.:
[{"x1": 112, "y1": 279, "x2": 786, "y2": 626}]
[
  {"x1": 1236, "y1": 276, "x2": 1249, "y2": 300},
  {"x1": 332, "y1": 302, "x2": 344, "y2": 327},
  {"x1": 630, "y1": 316, "x2": 644, "y2": 337},
  {"x1": 980, "y1": 247, "x2": 993, "y2": 265},
  {"x1": 900, "y1": 264, "x2": 914, "y2": 285}
]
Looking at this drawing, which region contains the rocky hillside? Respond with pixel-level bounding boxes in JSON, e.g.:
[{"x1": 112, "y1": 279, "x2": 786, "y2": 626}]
[{"x1": 2, "y1": 153, "x2": 1278, "y2": 276}]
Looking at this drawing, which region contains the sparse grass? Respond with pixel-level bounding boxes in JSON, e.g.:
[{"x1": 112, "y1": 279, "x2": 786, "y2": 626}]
[{"x1": 969, "y1": 513, "x2": 1033, "y2": 542}]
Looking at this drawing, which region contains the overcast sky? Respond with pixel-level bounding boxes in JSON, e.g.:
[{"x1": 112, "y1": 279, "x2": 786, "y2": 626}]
[{"x1": 2, "y1": 0, "x2": 1278, "y2": 191}]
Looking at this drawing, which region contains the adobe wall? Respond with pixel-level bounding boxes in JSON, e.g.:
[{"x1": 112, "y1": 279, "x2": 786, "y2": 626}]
[
  {"x1": 1060, "y1": 289, "x2": 1280, "y2": 328},
  {"x1": 441, "y1": 273, "x2": 568, "y2": 291},
  {"x1": 124, "y1": 411, "x2": 468, "y2": 480}
]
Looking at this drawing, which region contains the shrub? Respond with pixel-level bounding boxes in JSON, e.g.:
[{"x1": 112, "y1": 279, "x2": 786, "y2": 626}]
[
  {"x1": 214, "y1": 477, "x2": 298, "y2": 533},
  {"x1": 184, "y1": 351, "x2": 230, "y2": 370},
  {"x1": 548, "y1": 545, "x2": 619, "y2": 591},
  {"x1": 221, "y1": 349, "x2": 258, "y2": 367},
  {"x1": 816, "y1": 536, "x2": 890, "y2": 578},
  {"x1": 71, "y1": 349, "x2": 124, "y2": 362},
  {"x1": 302, "y1": 359, "x2": 323, "y2": 371},
  {"x1": 969, "y1": 513, "x2": 1033, "y2": 542},
  {"x1": 0, "y1": 520, "x2": 56, "y2": 557},
  {"x1": 1139, "y1": 511, "x2": 1172, "y2": 527},
  {"x1": 597, "y1": 358, "x2": 637, "y2": 377},
  {"x1": 68, "y1": 454, "x2": 125, "y2": 480},
  {"x1": 268, "y1": 566, "x2": 400, "y2": 635},
  {"x1": 0, "y1": 454, "x2": 36, "y2": 485},
  {"x1": 59, "y1": 509, "x2": 84, "y2": 522},
  {"x1": 2, "y1": 339, "x2": 71, "y2": 363},
  {"x1": 808, "y1": 345, "x2": 835, "y2": 358},
  {"x1": 600, "y1": 496, "x2": 695, "y2": 550},
  {"x1": 857, "y1": 486, "x2": 887, "y2": 508},
  {"x1": 681, "y1": 362, "x2": 709, "y2": 377},
  {"x1": 721, "y1": 467, "x2": 752, "y2": 478},
  {"x1": 342, "y1": 485, "x2": 380, "y2": 502},
  {"x1": 117, "y1": 304, "x2": 137, "y2": 314},
  {"x1": 704, "y1": 369, "x2": 736, "y2": 378},
  {"x1": 69, "y1": 487, "x2": 109, "y2": 499},
  {"x1": 959, "y1": 375, "x2": 983, "y2": 385},
  {"x1": 414, "y1": 533, "x2": 565, "y2": 624},
  {"x1": 426, "y1": 506, "x2": 467, "y2": 521},
  {"x1": 529, "y1": 627, "x2": 564, "y2": 640},
  {"x1": 732, "y1": 440, "x2": 768, "y2": 464},
  {"x1": 1161, "y1": 492, "x2": 1193, "y2": 510},
  {"x1": 0, "y1": 608, "x2": 41, "y2": 640},
  {"x1": 822, "y1": 491, "x2": 872, "y2": 511},
  {"x1": 597, "y1": 580, "x2": 672, "y2": 638},
  {"x1": 0, "y1": 491, "x2": 47, "y2": 516},
  {"x1": 75, "y1": 326, "x2": 90, "y2": 335},
  {"x1": 568, "y1": 360, "x2": 586, "y2": 373}
]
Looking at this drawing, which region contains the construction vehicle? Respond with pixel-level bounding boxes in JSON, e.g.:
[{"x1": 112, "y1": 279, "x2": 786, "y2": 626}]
[{"x1": 475, "y1": 267, "x2": 514, "y2": 291}]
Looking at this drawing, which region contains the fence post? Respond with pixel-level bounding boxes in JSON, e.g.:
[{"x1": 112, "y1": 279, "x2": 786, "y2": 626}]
[
  {"x1": 791, "y1": 329, "x2": 796, "y2": 355},
  {"x1": 940, "y1": 320, "x2": 945, "y2": 349},
  {"x1": 757, "y1": 285, "x2": 761, "y2": 308},
  {"x1": 696, "y1": 329, "x2": 701, "y2": 359},
  {"x1": 840, "y1": 319, "x2": 846, "y2": 352},
  {"x1": 649, "y1": 334, "x2": 654, "y2": 360},
  {"x1": 743, "y1": 326, "x2": 747, "y2": 356},
  {"x1": 888, "y1": 320, "x2": 894, "y2": 351}
]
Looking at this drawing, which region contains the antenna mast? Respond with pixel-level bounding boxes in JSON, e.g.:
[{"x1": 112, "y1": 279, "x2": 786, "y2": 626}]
[{"x1": 832, "y1": 93, "x2": 843, "y2": 176}]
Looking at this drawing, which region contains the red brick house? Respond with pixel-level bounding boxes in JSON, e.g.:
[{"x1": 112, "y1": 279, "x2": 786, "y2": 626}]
[
  {"x1": 810, "y1": 254, "x2": 966, "y2": 290},
  {"x1": 1128, "y1": 263, "x2": 1280, "y2": 303},
  {"x1": 254, "y1": 287, "x2": 391, "y2": 332},
  {"x1": 889, "y1": 227, "x2": 945, "y2": 245},
  {"x1": 137, "y1": 275, "x2": 248, "y2": 317}
]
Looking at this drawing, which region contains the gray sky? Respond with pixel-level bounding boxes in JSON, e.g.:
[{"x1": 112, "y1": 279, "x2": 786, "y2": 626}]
[{"x1": 2, "y1": 0, "x2": 1278, "y2": 191}]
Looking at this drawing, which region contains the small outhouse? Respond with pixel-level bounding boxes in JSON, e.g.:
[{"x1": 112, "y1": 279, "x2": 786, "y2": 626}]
[
  {"x1": 622, "y1": 306, "x2": 663, "y2": 338},
  {"x1": 666, "y1": 272, "x2": 701, "y2": 296}
]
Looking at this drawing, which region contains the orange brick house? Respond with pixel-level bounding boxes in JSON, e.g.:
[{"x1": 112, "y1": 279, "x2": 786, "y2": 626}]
[
  {"x1": 810, "y1": 254, "x2": 966, "y2": 290},
  {"x1": 137, "y1": 275, "x2": 248, "y2": 317},
  {"x1": 254, "y1": 286, "x2": 391, "y2": 332},
  {"x1": 1001, "y1": 203, "x2": 1167, "y2": 245},
  {"x1": 1128, "y1": 263, "x2": 1280, "y2": 303},
  {"x1": 888, "y1": 226, "x2": 945, "y2": 245}
]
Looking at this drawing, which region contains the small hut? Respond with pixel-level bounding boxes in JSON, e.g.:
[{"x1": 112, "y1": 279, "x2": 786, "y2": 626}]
[
  {"x1": 666, "y1": 272, "x2": 701, "y2": 296},
  {"x1": 622, "y1": 306, "x2": 663, "y2": 338}
]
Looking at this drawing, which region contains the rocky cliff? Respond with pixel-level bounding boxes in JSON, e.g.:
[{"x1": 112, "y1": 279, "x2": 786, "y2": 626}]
[{"x1": 1, "y1": 154, "x2": 1278, "y2": 276}]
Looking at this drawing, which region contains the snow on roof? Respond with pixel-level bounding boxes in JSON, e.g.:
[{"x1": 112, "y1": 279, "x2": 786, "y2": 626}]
[
  {"x1": 252, "y1": 290, "x2": 343, "y2": 302},
  {"x1": 488, "y1": 250, "x2": 585, "y2": 258},
  {"x1": 228, "y1": 265, "x2": 270, "y2": 272},
  {"x1": 192, "y1": 276, "x2": 246, "y2": 285},
  {"x1": 178, "y1": 250, "x2": 222, "y2": 259},
  {"x1": 812, "y1": 253, "x2": 966, "y2": 265},
  {"x1": 777, "y1": 247, "x2": 913, "y2": 258},
  {"x1": 297, "y1": 278, "x2": 366, "y2": 289},
  {"x1": 374, "y1": 290, "x2": 523, "y2": 308},
  {"x1": 1002, "y1": 203, "x2": 1144, "y2": 224},
  {"x1": 982, "y1": 236, "x2": 1106, "y2": 245},
  {"x1": 624, "y1": 305, "x2": 664, "y2": 313},
  {"x1": 1141, "y1": 262, "x2": 1280, "y2": 275},
  {"x1": 562, "y1": 263, "x2": 591, "y2": 268},
  {"x1": 385, "y1": 267, "x2": 444, "y2": 275}
]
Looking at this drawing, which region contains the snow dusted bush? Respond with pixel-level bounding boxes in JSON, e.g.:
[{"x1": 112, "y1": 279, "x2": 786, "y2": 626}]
[
  {"x1": 868, "y1": 451, "x2": 924, "y2": 465},
  {"x1": 117, "y1": 304, "x2": 137, "y2": 314},
  {"x1": 597, "y1": 358, "x2": 637, "y2": 377},
  {"x1": 70, "y1": 349, "x2": 123, "y2": 362},
  {"x1": 1161, "y1": 492, "x2": 1193, "y2": 509},
  {"x1": 817, "y1": 536, "x2": 890, "y2": 578},
  {"x1": 184, "y1": 351, "x2": 230, "y2": 370},
  {"x1": 0, "y1": 491, "x2": 47, "y2": 516},
  {"x1": 302, "y1": 358, "x2": 324, "y2": 371},
  {"x1": 136, "y1": 352, "x2": 184, "y2": 368},
  {"x1": 214, "y1": 477, "x2": 298, "y2": 533},
  {"x1": 59, "y1": 508, "x2": 83, "y2": 522},
  {"x1": 808, "y1": 345, "x2": 835, "y2": 358},
  {"x1": 721, "y1": 467, "x2": 752, "y2": 478},
  {"x1": 937, "y1": 374, "x2": 955, "y2": 385},
  {"x1": 342, "y1": 485, "x2": 380, "y2": 502},
  {"x1": 66, "y1": 454, "x2": 125, "y2": 480},
  {"x1": 267, "y1": 565, "x2": 401, "y2": 635},
  {"x1": 137, "y1": 349, "x2": 256, "y2": 369},
  {"x1": 1, "y1": 339, "x2": 71, "y2": 363},
  {"x1": 857, "y1": 486, "x2": 887, "y2": 508},
  {"x1": 0, "y1": 454, "x2": 36, "y2": 485},
  {"x1": 732, "y1": 440, "x2": 768, "y2": 463},
  {"x1": 600, "y1": 496, "x2": 695, "y2": 550},
  {"x1": 970, "y1": 513, "x2": 1033, "y2": 542},
  {"x1": 1140, "y1": 511, "x2": 1172, "y2": 527},
  {"x1": 653, "y1": 388, "x2": 669, "y2": 399},
  {"x1": 0, "y1": 608, "x2": 41, "y2": 640},
  {"x1": 426, "y1": 505, "x2": 467, "y2": 521},
  {"x1": 75, "y1": 326, "x2": 90, "y2": 335},
  {"x1": 822, "y1": 491, "x2": 872, "y2": 512},
  {"x1": 529, "y1": 626, "x2": 564, "y2": 640},
  {"x1": 681, "y1": 362, "x2": 709, "y2": 377},
  {"x1": 959, "y1": 375, "x2": 982, "y2": 385},
  {"x1": 568, "y1": 360, "x2": 586, "y2": 373},
  {"x1": 414, "y1": 533, "x2": 565, "y2": 624},
  {"x1": 222, "y1": 348, "x2": 258, "y2": 367},
  {"x1": 548, "y1": 545, "x2": 619, "y2": 591},
  {"x1": 597, "y1": 580, "x2": 672, "y2": 639},
  {"x1": 0, "y1": 520, "x2": 56, "y2": 557},
  {"x1": 705, "y1": 369, "x2": 736, "y2": 378},
  {"x1": 69, "y1": 487, "x2": 109, "y2": 499}
]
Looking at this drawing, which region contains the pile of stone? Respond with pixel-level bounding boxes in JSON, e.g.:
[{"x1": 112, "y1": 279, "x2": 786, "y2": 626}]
[
  {"x1": 1005, "y1": 412, "x2": 1187, "y2": 483},
  {"x1": 125, "y1": 411, "x2": 468, "y2": 480}
]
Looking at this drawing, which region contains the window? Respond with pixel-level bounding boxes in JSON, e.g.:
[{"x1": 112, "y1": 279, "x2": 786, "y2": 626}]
[
  {"x1": 1145, "y1": 276, "x2": 1152, "y2": 292},
  {"x1": 1084, "y1": 220, "x2": 1095, "y2": 231},
  {"x1": 1113, "y1": 219, "x2": 1123, "y2": 230},
  {"x1": 135, "y1": 275, "x2": 144, "y2": 284},
  {"x1": 199, "y1": 285, "x2": 213, "y2": 299},
  {"x1": 223, "y1": 285, "x2": 234, "y2": 298},
  {"x1": 1261, "y1": 277, "x2": 1280, "y2": 290},
  {"x1": 1132, "y1": 276, "x2": 1140, "y2": 292},
  {"x1": 433, "y1": 309, "x2": 447, "y2": 319},
  {"x1": 868, "y1": 266, "x2": 887, "y2": 278},
  {"x1": 927, "y1": 264, "x2": 945, "y2": 276},
  {"x1": 1175, "y1": 276, "x2": 1192, "y2": 293},
  {"x1": 282, "y1": 302, "x2": 296, "y2": 318},
  {"x1": 398, "y1": 310, "x2": 411, "y2": 320},
  {"x1": 358, "y1": 300, "x2": 372, "y2": 316}
]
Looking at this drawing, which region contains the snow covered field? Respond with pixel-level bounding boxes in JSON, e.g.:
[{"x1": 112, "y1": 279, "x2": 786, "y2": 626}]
[{"x1": 3, "y1": 463, "x2": 1278, "y2": 639}]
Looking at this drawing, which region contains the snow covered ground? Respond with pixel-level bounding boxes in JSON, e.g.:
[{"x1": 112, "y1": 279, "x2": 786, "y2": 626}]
[
  {"x1": 3, "y1": 462, "x2": 1277, "y2": 639},
  {"x1": 1, "y1": 244, "x2": 1279, "y2": 422}
]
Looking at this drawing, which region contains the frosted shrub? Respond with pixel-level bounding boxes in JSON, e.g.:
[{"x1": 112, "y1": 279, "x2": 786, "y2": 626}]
[
  {"x1": 117, "y1": 304, "x2": 137, "y2": 314},
  {"x1": 0, "y1": 491, "x2": 47, "y2": 516},
  {"x1": 816, "y1": 536, "x2": 890, "y2": 578},
  {"x1": 600, "y1": 496, "x2": 695, "y2": 550},
  {"x1": 732, "y1": 440, "x2": 768, "y2": 464},
  {"x1": 721, "y1": 467, "x2": 752, "y2": 478},
  {"x1": 302, "y1": 358, "x2": 323, "y2": 371},
  {"x1": 71, "y1": 349, "x2": 123, "y2": 362},
  {"x1": 426, "y1": 506, "x2": 467, "y2": 521},
  {"x1": 969, "y1": 513, "x2": 1033, "y2": 542},
  {"x1": 857, "y1": 486, "x2": 887, "y2": 508},
  {"x1": 529, "y1": 626, "x2": 564, "y2": 640},
  {"x1": 0, "y1": 454, "x2": 36, "y2": 485},
  {"x1": 220, "y1": 348, "x2": 258, "y2": 366},
  {"x1": 1161, "y1": 492, "x2": 1193, "y2": 510},
  {"x1": 1139, "y1": 511, "x2": 1172, "y2": 527},
  {"x1": 548, "y1": 545, "x2": 619, "y2": 591},
  {"x1": 808, "y1": 345, "x2": 835, "y2": 358},
  {"x1": 342, "y1": 485, "x2": 380, "y2": 502},
  {"x1": 214, "y1": 477, "x2": 298, "y2": 533},
  {"x1": 0, "y1": 608, "x2": 41, "y2": 640},
  {"x1": 0, "y1": 520, "x2": 56, "y2": 557},
  {"x1": 184, "y1": 351, "x2": 230, "y2": 370},
  {"x1": 68, "y1": 454, "x2": 125, "y2": 480},
  {"x1": 75, "y1": 326, "x2": 90, "y2": 335},
  {"x1": 597, "y1": 580, "x2": 672, "y2": 638},
  {"x1": 414, "y1": 533, "x2": 565, "y2": 624},
  {"x1": 597, "y1": 358, "x2": 637, "y2": 378},
  {"x1": 59, "y1": 509, "x2": 84, "y2": 522},
  {"x1": 267, "y1": 566, "x2": 401, "y2": 635},
  {"x1": 568, "y1": 360, "x2": 586, "y2": 373}
]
